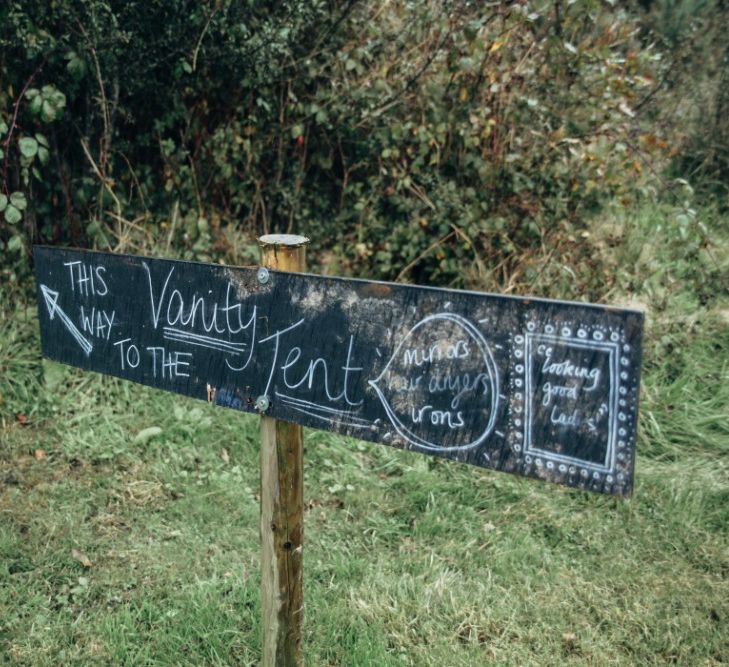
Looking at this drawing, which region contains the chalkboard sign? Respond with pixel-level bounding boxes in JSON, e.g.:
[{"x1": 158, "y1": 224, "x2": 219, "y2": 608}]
[{"x1": 34, "y1": 246, "x2": 643, "y2": 495}]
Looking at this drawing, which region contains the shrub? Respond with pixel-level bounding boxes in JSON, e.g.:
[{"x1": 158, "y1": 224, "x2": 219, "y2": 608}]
[
  {"x1": 636, "y1": 0, "x2": 729, "y2": 200},
  {"x1": 1, "y1": 1, "x2": 667, "y2": 295}
]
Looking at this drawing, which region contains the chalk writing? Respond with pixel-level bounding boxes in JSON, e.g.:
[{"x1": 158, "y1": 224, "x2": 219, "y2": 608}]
[
  {"x1": 369, "y1": 313, "x2": 499, "y2": 453},
  {"x1": 113, "y1": 338, "x2": 140, "y2": 369},
  {"x1": 524, "y1": 333, "x2": 618, "y2": 472},
  {"x1": 40, "y1": 285, "x2": 93, "y2": 355},
  {"x1": 64, "y1": 261, "x2": 108, "y2": 297},
  {"x1": 80, "y1": 306, "x2": 115, "y2": 340},
  {"x1": 146, "y1": 346, "x2": 193, "y2": 379},
  {"x1": 35, "y1": 247, "x2": 643, "y2": 495}
]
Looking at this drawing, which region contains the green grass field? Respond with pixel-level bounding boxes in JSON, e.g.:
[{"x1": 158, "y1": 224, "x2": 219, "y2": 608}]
[{"x1": 1, "y1": 206, "x2": 728, "y2": 665}]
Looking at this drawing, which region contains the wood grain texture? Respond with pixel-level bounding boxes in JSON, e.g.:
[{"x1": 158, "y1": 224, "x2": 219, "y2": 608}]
[
  {"x1": 259, "y1": 236, "x2": 306, "y2": 667},
  {"x1": 33, "y1": 246, "x2": 643, "y2": 495},
  {"x1": 260, "y1": 418, "x2": 304, "y2": 666}
]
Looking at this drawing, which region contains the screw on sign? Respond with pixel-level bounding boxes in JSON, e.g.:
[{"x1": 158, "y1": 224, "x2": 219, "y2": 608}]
[{"x1": 34, "y1": 240, "x2": 643, "y2": 664}]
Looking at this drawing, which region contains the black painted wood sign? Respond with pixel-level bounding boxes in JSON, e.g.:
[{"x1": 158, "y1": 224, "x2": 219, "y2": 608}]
[{"x1": 34, "y1": 246, "x2": 643, "y2": 495}]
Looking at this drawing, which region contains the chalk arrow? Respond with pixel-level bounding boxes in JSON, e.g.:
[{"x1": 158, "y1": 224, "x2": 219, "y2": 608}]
[{"x1": 40, "y1": 285, "x2": 93, "y2": 356}]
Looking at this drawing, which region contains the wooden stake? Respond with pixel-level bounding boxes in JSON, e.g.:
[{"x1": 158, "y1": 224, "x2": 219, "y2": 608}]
[{"x1": 258, "y1": 234, "x2": 309, "y2": 667}]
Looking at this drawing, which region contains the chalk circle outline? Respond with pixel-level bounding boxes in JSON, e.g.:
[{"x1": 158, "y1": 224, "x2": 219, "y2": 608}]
[{"x1": 368, "y1": 312, "x2": 499, "y2": 453}]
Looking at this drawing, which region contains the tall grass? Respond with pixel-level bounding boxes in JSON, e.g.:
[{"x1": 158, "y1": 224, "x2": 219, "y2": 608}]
[{"x1": 0, "y1": 204, "x2": 727, "y2": 665}]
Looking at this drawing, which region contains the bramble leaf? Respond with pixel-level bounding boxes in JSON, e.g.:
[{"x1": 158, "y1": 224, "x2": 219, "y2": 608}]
[
  {"x1": 18, "y1": 137, "x2": 38, "y2": 158},
  {"x1": 10, "y1": 192, "x2": 27, "y2": 210},
  {"x1": 4, "y1": 205, "x2": 22, "y2": 225},
  {"x1": 7, "y1": 235, "x2": 23, "y2": 252}
]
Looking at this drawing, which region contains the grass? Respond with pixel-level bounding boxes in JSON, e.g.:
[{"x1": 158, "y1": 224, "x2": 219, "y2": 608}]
[{"x1": 1, "y1": 204, "x2": 728, "y2": 665}]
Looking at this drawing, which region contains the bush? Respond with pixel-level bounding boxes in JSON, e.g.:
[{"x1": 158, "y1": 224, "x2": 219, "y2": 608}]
[
  {"x1": 636, "y1": 0, "x2": 729, "y2": 200},
  {"x1": 1, "y1": 1, "x2": 668, "y2": 294}
]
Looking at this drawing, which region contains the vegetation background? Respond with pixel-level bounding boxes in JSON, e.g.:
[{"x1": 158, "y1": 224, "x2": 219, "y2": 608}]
[{"x1": 1, "y1": 1, "x2": 727, "y2": 665}]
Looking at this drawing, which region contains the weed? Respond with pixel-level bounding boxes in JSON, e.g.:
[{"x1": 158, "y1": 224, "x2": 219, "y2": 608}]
[{"x1": 0, "y1": 205, "x2": 727, "y2": 664}]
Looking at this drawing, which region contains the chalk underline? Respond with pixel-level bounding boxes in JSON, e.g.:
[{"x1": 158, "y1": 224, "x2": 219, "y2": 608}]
[{"x1": 162, "y1": 326, "x2": 247, "y2": 355}]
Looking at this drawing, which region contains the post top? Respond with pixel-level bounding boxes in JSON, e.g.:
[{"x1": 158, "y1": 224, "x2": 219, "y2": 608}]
[{"x1": 258, "y1": 234, "x2": 310, "y2": 248}]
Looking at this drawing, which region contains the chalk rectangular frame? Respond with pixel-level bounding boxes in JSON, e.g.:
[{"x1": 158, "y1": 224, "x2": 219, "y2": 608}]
[{"x1": 524, "y1": 333, "x2": 620, "y2": 475}]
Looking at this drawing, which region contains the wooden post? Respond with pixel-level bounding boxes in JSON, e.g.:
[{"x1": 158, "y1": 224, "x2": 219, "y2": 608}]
[{"x1": 258, "y1": 234, "x2": 309, "y2": 667}]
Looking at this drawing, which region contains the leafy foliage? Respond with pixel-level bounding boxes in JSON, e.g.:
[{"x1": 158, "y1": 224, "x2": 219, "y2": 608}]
[
  {"x1": 0, "y1": 298, "x2": 44, "y2": 420},
  {"x1": 636, "y1": 0, "x2": 729, "y2": 199},
  {"x1": 0, "y1": 0, "x2": 351, "y2": 271},
  {"x1": 0, "y1": 0, "x2": 707, "y2": 294}
]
